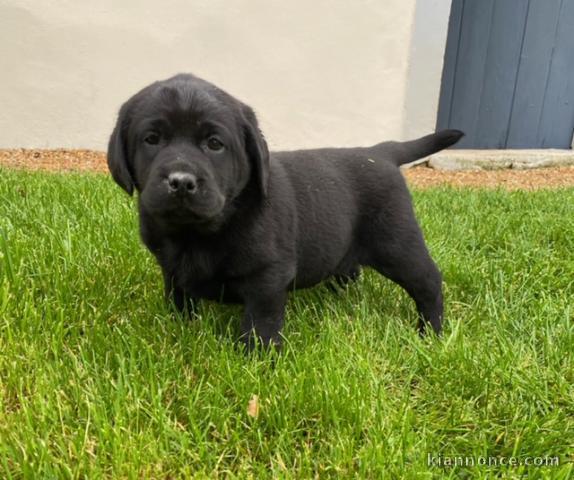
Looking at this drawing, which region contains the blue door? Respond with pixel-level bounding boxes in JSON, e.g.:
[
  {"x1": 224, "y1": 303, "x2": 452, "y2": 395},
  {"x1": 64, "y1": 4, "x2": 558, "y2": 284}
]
[{"x1": 437, "y1": 0, "x2": 574, "y2": 149}]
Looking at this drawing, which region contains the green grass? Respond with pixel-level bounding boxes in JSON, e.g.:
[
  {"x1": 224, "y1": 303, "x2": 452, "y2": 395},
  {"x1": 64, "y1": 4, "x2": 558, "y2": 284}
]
[{"x1": 0, "y1": 168, "x2": 572, "y2": 478}]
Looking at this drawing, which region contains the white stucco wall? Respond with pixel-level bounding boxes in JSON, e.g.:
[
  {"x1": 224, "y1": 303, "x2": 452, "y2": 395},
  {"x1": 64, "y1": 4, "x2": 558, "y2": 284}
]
[
  {"x1": 404, "y1": 0, "x2": 452, "y2": 139},
  {"x1": 0, "y1": 0, "x2": 449, "y2": 151}
]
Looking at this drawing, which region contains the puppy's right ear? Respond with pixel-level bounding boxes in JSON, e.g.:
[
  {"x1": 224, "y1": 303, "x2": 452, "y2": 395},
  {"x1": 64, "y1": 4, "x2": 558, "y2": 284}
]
[{"x1": 107, "y1": 111, "x2": 134, "y2": 196}]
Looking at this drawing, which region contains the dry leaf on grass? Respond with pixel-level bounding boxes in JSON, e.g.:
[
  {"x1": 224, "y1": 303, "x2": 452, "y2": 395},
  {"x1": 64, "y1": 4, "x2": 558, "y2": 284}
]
[{"x1": 247, "y1": 394, "x2": 260, "y2": 418}]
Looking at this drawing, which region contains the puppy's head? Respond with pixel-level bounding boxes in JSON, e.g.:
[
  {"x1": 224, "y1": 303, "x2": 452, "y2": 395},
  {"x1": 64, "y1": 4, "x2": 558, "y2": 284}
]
[{"x1": 107, "y1": 73, "x2": 269, "y2": 230}]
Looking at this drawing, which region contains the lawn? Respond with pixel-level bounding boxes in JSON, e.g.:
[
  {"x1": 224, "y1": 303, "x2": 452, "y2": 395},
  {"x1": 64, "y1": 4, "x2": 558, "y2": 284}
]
[{"x1": 0, "y1": 169, "x2": 572, "y2": 478}]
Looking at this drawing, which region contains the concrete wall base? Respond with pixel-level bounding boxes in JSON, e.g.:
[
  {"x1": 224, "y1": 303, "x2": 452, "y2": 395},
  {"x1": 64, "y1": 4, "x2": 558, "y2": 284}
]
[{"x1": 408, "y1": 150, "x2": 574, "y2": 171}]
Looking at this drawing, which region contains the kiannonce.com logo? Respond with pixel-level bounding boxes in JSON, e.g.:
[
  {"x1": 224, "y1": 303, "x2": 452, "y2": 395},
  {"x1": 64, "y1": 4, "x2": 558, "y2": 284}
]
[{"x1": 427, "y1": 454, "x2": 560, "y2": 468}]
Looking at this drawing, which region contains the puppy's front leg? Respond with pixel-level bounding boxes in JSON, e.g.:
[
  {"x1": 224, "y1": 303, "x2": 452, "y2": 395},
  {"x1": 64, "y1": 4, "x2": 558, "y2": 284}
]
[{"x1": 240, "y1": 290, "x2": 287, "y2": 351}]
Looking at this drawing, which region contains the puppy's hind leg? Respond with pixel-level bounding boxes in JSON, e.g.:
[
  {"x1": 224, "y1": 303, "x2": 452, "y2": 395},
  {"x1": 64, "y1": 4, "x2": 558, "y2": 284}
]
[
  {"x1": 365, "y1": 210, "x2": 443, "y2": 335},
  {"x1": 369, "y1": 242, "x2": 442, "y2": 335}
]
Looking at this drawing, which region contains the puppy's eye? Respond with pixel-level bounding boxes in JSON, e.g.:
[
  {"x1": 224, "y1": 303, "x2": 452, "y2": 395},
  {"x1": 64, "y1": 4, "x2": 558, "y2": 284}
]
[
  {"x1": 205, "y1": 136, "x2": 225, "y2": 152},
  {"x1": 144, "y1": 132, "x2": 161, "y2": 145}
]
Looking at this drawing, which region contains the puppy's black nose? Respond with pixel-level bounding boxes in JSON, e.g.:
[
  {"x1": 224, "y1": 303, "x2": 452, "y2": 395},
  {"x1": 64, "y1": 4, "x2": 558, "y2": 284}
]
[{"x1": 167, "y1": 172, "x2": 198, "y2": 195}]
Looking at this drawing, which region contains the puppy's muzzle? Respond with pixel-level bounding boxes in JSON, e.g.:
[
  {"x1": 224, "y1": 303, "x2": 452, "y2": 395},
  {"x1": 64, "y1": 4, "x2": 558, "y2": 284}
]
[{"x1": 167, "y1": 171, "x2": 198, "y2": 196}]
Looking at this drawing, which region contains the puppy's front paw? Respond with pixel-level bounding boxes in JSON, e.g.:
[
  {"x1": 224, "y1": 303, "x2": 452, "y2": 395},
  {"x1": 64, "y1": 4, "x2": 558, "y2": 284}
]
[
  {"x1": 166, "y1": 294, "x2": 198, "y2": 319},
  {"x1": 239, "y1": 332, "x2": 283, "y2": 353}
]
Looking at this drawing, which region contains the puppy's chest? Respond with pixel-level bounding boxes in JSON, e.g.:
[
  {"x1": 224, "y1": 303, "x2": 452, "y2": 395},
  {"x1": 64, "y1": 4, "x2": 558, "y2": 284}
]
[{"x1": 163, "y1": 241, "x2": 248, "y2": 301}]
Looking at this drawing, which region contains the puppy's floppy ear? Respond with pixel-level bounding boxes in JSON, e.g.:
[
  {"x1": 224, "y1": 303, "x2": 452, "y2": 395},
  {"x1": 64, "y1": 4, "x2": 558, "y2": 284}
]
[
  {"x1": 241, "y1": 105, "x2": 270, "y2": 197},
  {"x1": 107, "y1": 107, "x2": 134, "y2": 196}
]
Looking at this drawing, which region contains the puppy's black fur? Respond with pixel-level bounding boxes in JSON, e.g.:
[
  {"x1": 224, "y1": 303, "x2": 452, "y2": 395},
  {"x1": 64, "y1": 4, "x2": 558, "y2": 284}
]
[{"x1": 108, "y1": 73, "x2": 463, "y2": 349}]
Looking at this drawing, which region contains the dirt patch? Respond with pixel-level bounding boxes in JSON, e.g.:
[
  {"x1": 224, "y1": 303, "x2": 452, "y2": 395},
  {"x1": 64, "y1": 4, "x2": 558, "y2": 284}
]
[
  {"x1": 2, "y1": 148, "x2": 574, "y2": 190},
  {"x1": 0, "y1": 149, "x2": 105, "y2": 173},
  {"x1": 403, "y1": 164, "x2": 574, "y2": 190}
]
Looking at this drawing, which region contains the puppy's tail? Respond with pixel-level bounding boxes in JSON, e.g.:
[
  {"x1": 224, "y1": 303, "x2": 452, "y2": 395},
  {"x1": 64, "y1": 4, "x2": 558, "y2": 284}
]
[{"x1": 369, "y1": 129, "x2": 464, "y2": 167}]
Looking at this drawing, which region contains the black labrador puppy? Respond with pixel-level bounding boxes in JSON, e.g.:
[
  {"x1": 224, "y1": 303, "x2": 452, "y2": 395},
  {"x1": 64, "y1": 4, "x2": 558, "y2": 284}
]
[{"x1": 108, "y1": 73, "x2": 463, "y2": 349}]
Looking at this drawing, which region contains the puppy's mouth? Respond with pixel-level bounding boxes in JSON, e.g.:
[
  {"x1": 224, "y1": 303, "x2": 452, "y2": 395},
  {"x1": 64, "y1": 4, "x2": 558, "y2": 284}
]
[
  {"x1": 167, "y1": 204, "x2": 224, "y2": 224},
  {"x1": 165, "y1": 196, "x2": 225, "y2": 223},
  {"x1": 141, "y1": 186, "x2": 226, "y2": 227}
]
